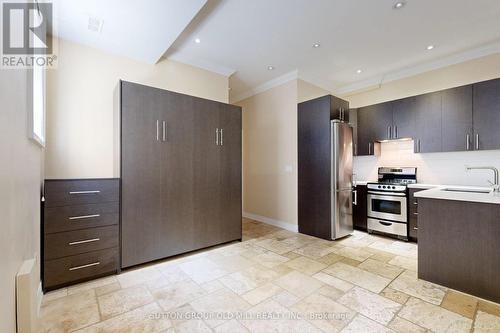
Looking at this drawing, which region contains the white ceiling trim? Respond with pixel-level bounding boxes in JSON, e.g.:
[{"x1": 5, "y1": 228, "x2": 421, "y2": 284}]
[
  {"x1": 231, "y1": 70, "x2": 299, "y2": 103},
  {"x1": 334, "y1": 41, "x2": 500, "y2": 97},
  {"x1": 168, "y1": 53, "x2": 236, "y2": 77}
]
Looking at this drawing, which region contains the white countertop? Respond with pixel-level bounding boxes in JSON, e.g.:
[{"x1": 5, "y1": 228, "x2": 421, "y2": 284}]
[
  {"x1": 414, "y1": 185, "x2": 500, "y2": 205},
  {"x1": 407, "y1": 183, "x2": 439, "y2": 189}
]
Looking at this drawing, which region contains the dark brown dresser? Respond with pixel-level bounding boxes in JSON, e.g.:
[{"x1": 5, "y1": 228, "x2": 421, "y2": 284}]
[{"x1": 43, "y1": 179, "x2": 120, "y2": 291}]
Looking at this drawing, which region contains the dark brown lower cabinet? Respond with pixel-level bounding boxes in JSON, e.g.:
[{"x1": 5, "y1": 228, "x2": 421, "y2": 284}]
[
  {"x1": 418, "y1": 198, "x2": 500, "y2": 303},
  {"x1": 353, "y1": 185, "x2": 367, "y2": 231},
  {"x1": 408, "y1": 188, "x2": 425, "y2": 241},
  {"x1": 120, "y1": 81, "x2": 242, "y2": 268}
]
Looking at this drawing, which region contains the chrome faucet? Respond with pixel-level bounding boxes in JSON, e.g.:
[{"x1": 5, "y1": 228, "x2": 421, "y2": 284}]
[{"x1": 466, "y1": 166, "x2": 500, "y2": 193}]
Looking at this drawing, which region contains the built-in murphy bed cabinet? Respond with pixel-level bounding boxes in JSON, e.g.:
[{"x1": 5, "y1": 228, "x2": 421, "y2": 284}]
[{"x1": 119, "y1": 81, "x2": 242, "y2": 269}]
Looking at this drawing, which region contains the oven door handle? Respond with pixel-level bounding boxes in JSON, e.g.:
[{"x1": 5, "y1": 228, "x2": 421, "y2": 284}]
[{"x1": 367, "y1": 191, "x2": 406, "y2": 197}]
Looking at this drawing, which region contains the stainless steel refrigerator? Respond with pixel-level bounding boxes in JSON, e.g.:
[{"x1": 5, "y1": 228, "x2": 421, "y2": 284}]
[{"x1": 330, "y1": 120, "x2": 354, "y2": 239}]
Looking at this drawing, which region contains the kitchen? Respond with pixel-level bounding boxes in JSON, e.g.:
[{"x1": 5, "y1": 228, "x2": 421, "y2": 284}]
[{"x1": 3, "y1": 1, "x2": 500, "y2": 332}]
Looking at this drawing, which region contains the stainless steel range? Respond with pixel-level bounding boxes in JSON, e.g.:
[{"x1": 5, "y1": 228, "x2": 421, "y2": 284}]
[{"x1": 366, "y1": 167, "x2": 417, "y2": 240}]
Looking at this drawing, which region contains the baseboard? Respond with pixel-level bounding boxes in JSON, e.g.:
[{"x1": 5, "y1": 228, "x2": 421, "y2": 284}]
[{"x1": 243, "y1": 212, "x2": 298, "y2": 232}]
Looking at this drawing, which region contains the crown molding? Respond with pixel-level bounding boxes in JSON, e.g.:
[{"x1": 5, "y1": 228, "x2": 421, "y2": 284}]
[
  {"x1": 231, "y1": 70, "x2": 299, "y2": 103},
  {"x1": 167, "y1": 53, "x2": 236, "y2": 77},
  {"x1": 334, "y1": 41, "x2": 500, "y2": 96}
]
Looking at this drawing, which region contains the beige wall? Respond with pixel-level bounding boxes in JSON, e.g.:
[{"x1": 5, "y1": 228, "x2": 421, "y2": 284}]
[
  {"x1": 345, "y1": 52, "x2": 500, "y2": 186},
  {"x1": 345, "y1": 52, "x2": 500, "y2": 108},
  {"x1": 238, "y1": 79, "x2": 328, "y2": 228},
  {"x1": 46, "y1": 38, "x2": 229, "y2": 179},
  {"x1": 238, "y1": 80, "x2": 298, "y2": 228},
  {"x1": 0, "y1": 69, "x2": 43, "y2": 332},
  {"x1": 297, "y1": 79, "x2": 330, "y2": 103}
]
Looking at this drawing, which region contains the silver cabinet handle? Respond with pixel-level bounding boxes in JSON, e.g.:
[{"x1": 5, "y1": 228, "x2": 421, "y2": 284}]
[
  {"x1": 353, "y1": 190, "x2": 357, "y2": 205},
  {"x1": 354, "y1": 143, "x2": 357, "y2": 156},
  {"x1": 394, "y1": 126, "x2": 398, "y2": 139},
  {"x1": 69, "y1": 262, "x2": 100, "y2": 271},
  {"x1": 156, "y1": 120, "x2": 160, "y2": 141},
  {"x1": 466, "y1": 134, "x2": 470, "y2": 150},
  {"x1": 413, "y1": 212, "x2": 419, "y2": 216},
  {"x1": 69, "y1": 238, "x2": 100, "y2": 246},
  {"x1": 68, "y1": 214, "x2": 100, "y2": 220},
  {"x1": 220, "y1": 129, "x2": 224, "y2": 146},
  {"x1": 475, "y1": 134, "x2": 479, "y2": 150},
  {"x1": 368, "y1": 142, "x2": 372, "y2": 155},
  {"x1": 215, "y1": 128, "x2": 219, "y2": 145},
  {"x1": 69, "y1": 190, "x2": 100, "y2": 195},
  {"x1": 162, "y1": 121, "x2": 167, "y2": 142},
  {"x1": 413, "y1": 227, "x2": 418, "y2": 230},
  {"x1": 417, "y1": 139, "x2": 421, "y2": 153},
  {"x1": 387, "y1": 126, "x2": 391, "y2": 139}
]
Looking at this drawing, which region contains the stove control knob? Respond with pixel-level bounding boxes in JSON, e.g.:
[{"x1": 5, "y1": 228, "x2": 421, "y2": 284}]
[
  {"x1": 383, "y1": 185, "x2": 386, "y2": 189},
  {"x1": 378, "y1": 185, "x2": 381, "y2": 189},
  {"x1": 392, "y1": 186, "x2": 396, "y2": 189}
]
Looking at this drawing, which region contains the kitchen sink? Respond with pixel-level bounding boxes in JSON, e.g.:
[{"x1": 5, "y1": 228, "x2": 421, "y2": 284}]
[{"x1": 441, "y1": 187, "x2": 492, "y2": 194}]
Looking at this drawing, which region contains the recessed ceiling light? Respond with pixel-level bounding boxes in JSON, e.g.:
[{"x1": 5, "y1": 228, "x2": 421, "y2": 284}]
[
  {"x1": 267, "y1": 66, "x2": 274, "y2": 70},
  {"x1": 426, "y1": 45, "x2": 435, "y2": 50},
  {"x1": 356, "y1": 69, "x2": 362, "y2": 74},
  {"x1": 393, "y1": 1, "x2": 406, "y2": 9},
  {"x1": 194, "y1": 38, "x2": 201, "y2": 44},
  {"x1": 313, "y1": 42, "x2": 321, "y2": 48}
]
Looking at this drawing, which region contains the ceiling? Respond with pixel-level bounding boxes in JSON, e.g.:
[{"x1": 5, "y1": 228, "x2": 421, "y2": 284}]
[
  {"x1": 51, "y1": 0, "x2": 500, "y2": 101},
  {"x1": 50, "y1": 0, "x2": 207, "y2": 63}
]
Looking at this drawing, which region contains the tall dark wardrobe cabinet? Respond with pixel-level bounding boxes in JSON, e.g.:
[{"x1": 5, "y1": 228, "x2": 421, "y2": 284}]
[{"x1": 118, "y1": 81, "x2": 242, "y2": 268}]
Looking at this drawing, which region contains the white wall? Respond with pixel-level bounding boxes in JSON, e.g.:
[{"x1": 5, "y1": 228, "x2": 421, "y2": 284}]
[
  {"x1": 0, "y1": 68, "x2": 43, "y2": 332},
  {"x1": 46, "y1": 38, "x2": 229, "y2": 179},
  {"x1": 346, "y1": 53, "x2": 500, "y2": 186}
]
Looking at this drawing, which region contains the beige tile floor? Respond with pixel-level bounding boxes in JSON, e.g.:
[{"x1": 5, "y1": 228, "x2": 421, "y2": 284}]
[{"x1": 39, "y1": 219, "x2": 500, "y2": 333}]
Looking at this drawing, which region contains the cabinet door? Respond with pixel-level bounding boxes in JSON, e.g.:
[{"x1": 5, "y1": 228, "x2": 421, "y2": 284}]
[
  {"x1": 159, "y1": 91, "x2": 195, "y2": 258},
  {"x1": 473, "y1": 79, "x2": 500, "y2": 150},
  {"x1": 414, "y1": 92, "x2": 442, "y2": 153},
  {"x1": 356, "y1": 107, "x2": 374, "y2": 156},
  {"x1": 352, "y1": 185, "x2": 367, "y2": 231},
  {"x1": 392, "y1": 97, "x2": 416, "y2": 139},
  {"x1": 121, "y1": 82, "x2": 162, "y2": 268},
  {"x1": 371, "y1": 102, "x2": 394, "y2": 141},
  {"x1": 442, "y1": 85, "x2": 473, "y2": 152},
  {"x1": 193, "y1": 99, "x2": 221, "y2": 249},
  {"x1": 219, "y1": 105, "x2": 242, "y2": 243},
  {"x1": 331, "y1": 96, "x2": 350, "y2": 122}
]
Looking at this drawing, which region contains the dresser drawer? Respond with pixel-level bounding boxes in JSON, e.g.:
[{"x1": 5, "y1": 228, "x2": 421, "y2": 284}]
[
  {"x1": 44, "y1": 179, "x2": 119, "y2": 207},
  {"x1": 45, "y1": 202, "x2": 119, "y2": 234},
  {"x1": 44, "y1": 248, "x2": 118, "y2": 290},
  {"x1": 44, "y1": 225, "x2": 119, "y2": 260}
]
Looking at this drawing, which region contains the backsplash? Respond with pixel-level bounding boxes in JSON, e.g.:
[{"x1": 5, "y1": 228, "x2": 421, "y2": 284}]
[{"x1": 354, "y1": 140, "x2": 500, "y2": 186}]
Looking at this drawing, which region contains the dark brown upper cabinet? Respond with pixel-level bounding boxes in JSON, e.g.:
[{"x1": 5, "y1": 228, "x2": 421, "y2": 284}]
[
  {"x1": 392, "y1": 97, "x2": 417, "y2": 140},
  {"x1": 473, "y1": 78, "x2": 500, "y2": 151},
  {"x1": 441, "y1": 85, "x2": 473, "y2": 152},
  {"x1": 414, "y1": 91, "x2": 442, "y2": 153},
  {"x1": 356, "y1": 104, "x2": 385, "y2": 156}
]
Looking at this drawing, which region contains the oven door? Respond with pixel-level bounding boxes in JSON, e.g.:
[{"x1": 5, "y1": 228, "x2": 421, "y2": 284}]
[{"x1": 367, "y1": 192, "x2": 407, "y2": 223}]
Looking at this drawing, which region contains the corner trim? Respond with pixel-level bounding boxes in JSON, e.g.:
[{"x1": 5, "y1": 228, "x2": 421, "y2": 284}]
[
  {"x1": 334, "y1": 40, "x2": 500, "y2": 96},
  {"x1": 243, "y1": 212, "x2": 298, "y2": 232},
  {"x1": 231, "y1": 70, "x2": 299, "y2": 103},
  {"x1": 36, "y1": 281, "x2": 43, "y2": 317}
]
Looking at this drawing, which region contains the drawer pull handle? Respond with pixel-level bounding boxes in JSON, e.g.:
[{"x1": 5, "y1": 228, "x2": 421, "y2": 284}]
[
  {"x1": 68, "y1": 214, "x2": 101, "y2": 220},
  {"x1": 413, "y1": 212, "x2": 419, "y2": 215},
  {"x1": 69, "y1": 262, "x2": 100, "y2": 271},
  {"x1": 413, "y1": 227, "x2": 418, "y2": 230},
  {"x1": 379, "y1": 221, "x2": 392, "y2": 226},
  {"x1": 69, "y1": 238, "x2": 100, "y2": 246},
  {"x1": 413, "y1": 202, "x2": 418, "y2": 205},
  {"x1": 69, "y1": 190, "x2": 101, "y2": 195}
]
